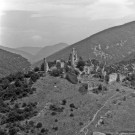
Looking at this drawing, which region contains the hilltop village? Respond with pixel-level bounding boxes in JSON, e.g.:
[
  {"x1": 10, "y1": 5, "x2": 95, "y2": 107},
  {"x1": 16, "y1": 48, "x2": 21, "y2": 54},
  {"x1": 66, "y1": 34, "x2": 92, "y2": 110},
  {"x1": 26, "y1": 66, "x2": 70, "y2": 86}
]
[
  {"x1": 41, "y1": 47, "x2": 135, "y2": 88},
  {"x1": 1, "y1": 48, "x2": 135, "y2": 135}
]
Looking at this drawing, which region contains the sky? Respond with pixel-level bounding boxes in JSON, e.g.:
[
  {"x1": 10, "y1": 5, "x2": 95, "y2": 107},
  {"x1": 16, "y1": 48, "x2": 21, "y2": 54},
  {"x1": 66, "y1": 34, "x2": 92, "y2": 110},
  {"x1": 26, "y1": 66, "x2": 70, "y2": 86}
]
[{"x1": 0, "y1": 0, "x2": 135, "y2": 48}]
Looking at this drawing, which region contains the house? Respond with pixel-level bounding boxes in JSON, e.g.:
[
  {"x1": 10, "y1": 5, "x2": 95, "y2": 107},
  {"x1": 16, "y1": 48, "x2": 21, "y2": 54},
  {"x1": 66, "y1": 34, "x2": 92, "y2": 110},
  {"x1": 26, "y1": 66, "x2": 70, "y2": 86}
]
[
  {"x1": 88, "y1": 81, "x2": 99, "y2": 91},
  {"x1": 56, "y1": 59, "x2": 65, "y2": 69},
  {"x1": 84, "y1": 66, "x2": 90, "y2": 75},
  {"x1": 119, "y1": 74, "x2": 126, "y2": 82},
  {"x1": 56, "y1": 60, "x2": 61, "y2": 69},
  {"x1": 108, "y1": 73, "x2": 118, "y2": 84}
]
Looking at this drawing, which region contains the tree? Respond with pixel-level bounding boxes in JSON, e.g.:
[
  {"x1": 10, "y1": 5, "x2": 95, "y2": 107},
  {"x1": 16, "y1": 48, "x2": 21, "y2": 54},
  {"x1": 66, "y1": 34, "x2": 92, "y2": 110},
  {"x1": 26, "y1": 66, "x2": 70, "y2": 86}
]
[
  {"x1": 50, "y1": 69, "x2": 62, "y2": 77},
  {"x1": 34, "y1": 67, "x2": 40, "y2": 72},
  {"x1": 2, "y1": 79, "x2": 10, "y2": 89},
  {"x1": 91, "y1": 59, "x2": 99, "y2": 66},
  {"x1": 40, "y1": 63, "x2": 44, "y2": 71},
  {"x1": 78, "y1": 84, "x2": 88, "y2": 95},
  {"x1": 15, "y1": 79, "x2": 22, "y2": 87},
  {"x1": 76, "y1": 59, "x2": 85, "y2": 71},
  {"x1": 36, "y1": 122, "x2": 42, "y2": 128},
  {"x1": 116, "y1": 73, "x2": 120, "y2": 82},
  {"x1": 30, "y1": 73, "x2": 40, "y2": 82},
  {"x1": 104, "y1": 74, "x2": 109, "y2": 84}
]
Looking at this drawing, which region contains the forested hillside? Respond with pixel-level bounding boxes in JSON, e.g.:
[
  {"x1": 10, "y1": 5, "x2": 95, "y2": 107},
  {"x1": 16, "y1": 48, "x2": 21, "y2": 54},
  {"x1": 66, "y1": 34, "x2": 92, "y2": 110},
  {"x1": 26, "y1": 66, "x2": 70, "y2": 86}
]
[{"x1": 0, "y1": 49, "x2": 30, "y2": 77}]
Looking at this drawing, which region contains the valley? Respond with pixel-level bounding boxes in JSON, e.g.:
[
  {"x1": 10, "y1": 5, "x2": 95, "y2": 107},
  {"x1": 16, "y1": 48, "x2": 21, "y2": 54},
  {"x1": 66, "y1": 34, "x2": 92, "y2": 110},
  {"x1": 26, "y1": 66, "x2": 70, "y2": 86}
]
[
  {"x1": 1, "y1": 51, "x2": 135, "y2": 135},
  {"x1": 1, "y1": 21, "x2": 135, "y2": 135}
]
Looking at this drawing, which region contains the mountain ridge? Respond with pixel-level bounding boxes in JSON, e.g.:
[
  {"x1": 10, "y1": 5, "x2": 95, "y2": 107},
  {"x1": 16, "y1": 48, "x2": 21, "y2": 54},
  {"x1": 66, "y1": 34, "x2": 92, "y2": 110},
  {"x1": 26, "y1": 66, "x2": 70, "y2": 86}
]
[
  {"x1": 16, "y1": 46, "x2": 42, "y2": 55},
  {"x1": 31, "y1": 43, "x2": 68, "y2": 63},
  {"x1": 34, "y1": 21, "x2": 135, "y2": 67},
  {"x1": 0, "y1": 45, "x2": 33, "y2": 62}
]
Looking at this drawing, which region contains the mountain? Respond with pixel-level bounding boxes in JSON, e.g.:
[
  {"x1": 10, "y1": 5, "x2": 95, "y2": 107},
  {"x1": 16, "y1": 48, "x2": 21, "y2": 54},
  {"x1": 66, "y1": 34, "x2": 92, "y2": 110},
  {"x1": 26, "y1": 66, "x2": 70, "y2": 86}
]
[
  {"x1": 16, "y1": 46, "x2": 42, "y2": 55},
  {"x1": 0, "y1": 45, "x2": 33, "y2": 62},
  {"x1": 0, "y1": 49, "x2": 30, "y2": 77},
  {"x1": 34, "y1": 21, "x2": 135, "y2": 67},
  {"x1": 31, "y1": 43, "x2": 68, "y2": 63}
]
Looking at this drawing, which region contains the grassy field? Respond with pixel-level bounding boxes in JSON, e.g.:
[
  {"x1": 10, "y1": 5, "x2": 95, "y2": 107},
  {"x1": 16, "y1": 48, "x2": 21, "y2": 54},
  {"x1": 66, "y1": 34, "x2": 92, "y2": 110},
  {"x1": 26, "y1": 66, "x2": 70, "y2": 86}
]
[{"x1": 13, "y1": 74, "x2": 135, "y2": 135}]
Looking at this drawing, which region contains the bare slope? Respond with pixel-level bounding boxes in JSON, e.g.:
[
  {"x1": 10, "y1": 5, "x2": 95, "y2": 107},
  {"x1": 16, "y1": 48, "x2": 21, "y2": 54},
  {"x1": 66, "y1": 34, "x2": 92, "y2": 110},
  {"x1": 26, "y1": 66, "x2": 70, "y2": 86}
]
[
  {"x1": 0, "y1": 49, "x2": 30, "y2": 77},
  {"x1": 34, "y1": 21, "x2": 135, "y2": 67}
]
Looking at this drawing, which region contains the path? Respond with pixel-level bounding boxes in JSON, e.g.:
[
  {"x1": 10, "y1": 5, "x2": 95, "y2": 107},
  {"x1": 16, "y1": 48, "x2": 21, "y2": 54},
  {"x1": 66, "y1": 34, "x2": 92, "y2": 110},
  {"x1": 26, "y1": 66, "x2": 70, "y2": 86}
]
[{"x1": 77, "y1": 84, "x2": 134, "y2": 135}]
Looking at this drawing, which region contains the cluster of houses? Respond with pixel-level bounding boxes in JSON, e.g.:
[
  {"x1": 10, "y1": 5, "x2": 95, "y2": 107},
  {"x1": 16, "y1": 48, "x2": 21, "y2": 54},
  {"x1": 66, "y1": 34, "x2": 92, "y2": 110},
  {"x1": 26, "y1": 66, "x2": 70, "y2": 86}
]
[{"x1": 42, "y1": 48, "x2": 129, "y2": 85}]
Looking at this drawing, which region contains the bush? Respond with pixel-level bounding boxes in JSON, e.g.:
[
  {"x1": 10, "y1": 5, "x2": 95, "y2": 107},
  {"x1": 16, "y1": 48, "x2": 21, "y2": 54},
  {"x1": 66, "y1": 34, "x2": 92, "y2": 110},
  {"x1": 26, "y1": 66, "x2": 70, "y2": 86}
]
[
  {"x1": 104, "y1": 74, "x2": 109, "y2": 84},
  {"x1": 116, "y1": 73, "x2": 120, "y2": 82},
  {"x1": 50, "y1": 69, "x2": 62, "y2": 77},
  {"x1": 0, "y1": 128, "x2": 7, "y2": 135},
  {"x1": 14, "y1": 79, "x2": 22, "y2": 87},
  {"x1": 76, "y1": 60, "x2": 85, "y2": 71},
  {"x1": 30, "y1": 73, "x2": 40, "y2": 82},
  {"x1": 78, "y1": 84, "x2": 88, "y2": 95},
  {"x1": 40, "y1": 63, "x2": 44, "y2": 71},
  {"x1": 40, "y1": 128, "x2": 49, "y2": 134},
  {"x1": 98, "y1": 84, "x2": 102, "y2": 91},
  {"x1": 34, "y1": 67, "x2": 40, "y2": 72},
  {"x1": 36, "y1": 122, "x2": 42, "y2": 129},
  {"x1": 2, "y1": 79, "x2": 10, "y2": 89}
]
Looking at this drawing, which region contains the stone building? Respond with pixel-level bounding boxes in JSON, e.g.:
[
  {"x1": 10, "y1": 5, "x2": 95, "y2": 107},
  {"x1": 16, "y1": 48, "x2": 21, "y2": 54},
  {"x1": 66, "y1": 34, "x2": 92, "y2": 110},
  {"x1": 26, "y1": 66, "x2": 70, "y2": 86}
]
[
  {"x1": 71, "y1": 48, "x2": 78, "y2": 68},
  {"x1": 88, "y1": 81, "x2": 99, "y2": 91},
  {"x1": 108, "y1": 73, "x2": 118, "y2": 84},
  {"x1": 84, "y1": 65, "x2": 90, "y2": 75},
  {"x1": 56, "y1": 59, "x2": 65, "y2": 69},
  {"x1": 43, "y1": 58, "x2": 49, "y2": 73}
]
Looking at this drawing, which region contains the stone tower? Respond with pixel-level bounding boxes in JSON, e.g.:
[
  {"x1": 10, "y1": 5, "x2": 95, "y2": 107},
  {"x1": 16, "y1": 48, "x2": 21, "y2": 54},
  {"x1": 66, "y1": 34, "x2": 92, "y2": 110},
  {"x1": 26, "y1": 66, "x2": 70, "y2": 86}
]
[
  {"x1": 71, "y1": 48, "x2": 78, "y2": 67},
  {"x1": 43, "y1": 58, "x2": 49, "y2": 73}
]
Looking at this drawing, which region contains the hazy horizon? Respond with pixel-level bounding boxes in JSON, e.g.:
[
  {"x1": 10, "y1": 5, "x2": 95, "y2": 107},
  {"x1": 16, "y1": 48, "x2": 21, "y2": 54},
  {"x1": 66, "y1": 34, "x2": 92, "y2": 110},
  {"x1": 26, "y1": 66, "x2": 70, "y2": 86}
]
[{"x1": 1, "y1": 0, "x2": 135, "y2": 48}]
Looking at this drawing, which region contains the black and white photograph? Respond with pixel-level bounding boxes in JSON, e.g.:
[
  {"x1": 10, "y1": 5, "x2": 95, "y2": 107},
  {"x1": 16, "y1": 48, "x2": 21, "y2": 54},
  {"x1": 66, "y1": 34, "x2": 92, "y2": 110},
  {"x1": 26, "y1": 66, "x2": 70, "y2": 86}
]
[{"x1": 1, "y1": 0, "x2": 135, "y2": 135}]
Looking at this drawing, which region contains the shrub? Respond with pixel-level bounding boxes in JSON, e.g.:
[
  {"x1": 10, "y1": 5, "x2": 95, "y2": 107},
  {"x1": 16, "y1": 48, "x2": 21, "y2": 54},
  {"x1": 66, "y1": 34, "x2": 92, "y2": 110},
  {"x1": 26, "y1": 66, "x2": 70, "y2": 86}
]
[
  {"x1": 116, "y1": 73, "x2": 120, "y2": 82},
  {"x1": 50, "y1": 69, "x2": 62, "y2": 77},
  {"x1": 0, "y1": 128, "x2": 7, "y2": 135},
  {"x1": 41, "y1": 128, "x2": 49, "y2": 134},
  {"x1": 98, "y1": 84, "x2": 102, "y2": 91},
  {"x1": 36, "y1": 122, "x2": 42, "y2": 129},
  {"x1": 34, "y1": 67, "x2": 40, "y2": 72},
  {"x1": 29, "y1": 120, "x2": 35, "y2": 127},
  {"x1": 14, "y1": 79, "x2": 22, "y2": 87},
  {"x1": 76, "y1": 60, "x2": 85, "y2": 71},
  {"x1": 40, "y1": 63, "x2": 44, "y2": 71},
  {"x1": 2, "y1": 79, "x2": 10, "y2": 89},
  {"x1": 78, "y1": 84, "x2": 88, "y2": 95},
  {"x1": 30, "y1": 73, "x2": 40, "y2": 82},
  {"x1": 104, "y1": 74, "x2": 109, "y2": 84}
]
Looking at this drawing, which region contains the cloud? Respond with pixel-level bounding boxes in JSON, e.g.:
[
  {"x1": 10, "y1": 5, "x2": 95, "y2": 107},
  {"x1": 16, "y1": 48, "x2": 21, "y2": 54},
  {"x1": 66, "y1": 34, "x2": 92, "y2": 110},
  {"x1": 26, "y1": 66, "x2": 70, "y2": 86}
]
[
  {"x1": 32, "y1": 35, "x2": 42, "y2": 41},
  {"x1": 1, "y1": 0, "x2": 135, "y2": 20},
  {"x1": 88, "y1": 0, "x2": 135, "y2": 20}
]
